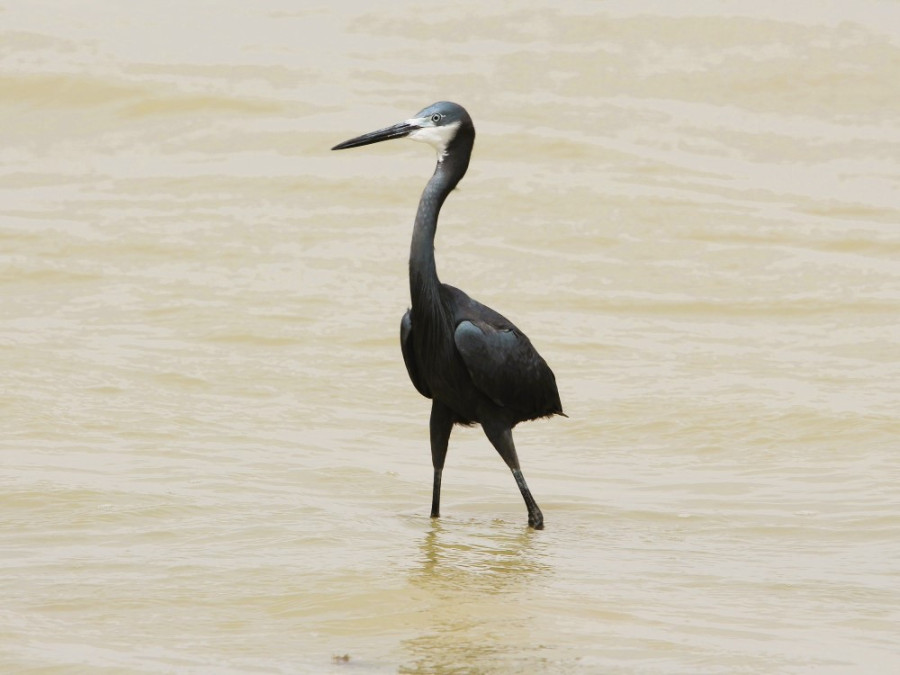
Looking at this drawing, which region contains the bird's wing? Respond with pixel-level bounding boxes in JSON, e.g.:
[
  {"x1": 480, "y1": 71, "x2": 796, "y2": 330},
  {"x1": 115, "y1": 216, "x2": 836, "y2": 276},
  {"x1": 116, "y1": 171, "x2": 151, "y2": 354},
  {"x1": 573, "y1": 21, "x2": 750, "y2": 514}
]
[
  {"x1": 400, "y1": 310, "x2": 431, "y2": 399},
  {"x1": 454, "y1": 319, "x2": 554, "y2": 411}
]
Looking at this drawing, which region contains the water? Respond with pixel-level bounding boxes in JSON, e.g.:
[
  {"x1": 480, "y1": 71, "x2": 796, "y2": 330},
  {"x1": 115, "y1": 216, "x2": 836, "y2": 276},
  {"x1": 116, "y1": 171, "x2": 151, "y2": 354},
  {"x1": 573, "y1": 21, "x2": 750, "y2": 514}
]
[{"x1": 2, "y1": 1, "x2": 900, "y2": 672}]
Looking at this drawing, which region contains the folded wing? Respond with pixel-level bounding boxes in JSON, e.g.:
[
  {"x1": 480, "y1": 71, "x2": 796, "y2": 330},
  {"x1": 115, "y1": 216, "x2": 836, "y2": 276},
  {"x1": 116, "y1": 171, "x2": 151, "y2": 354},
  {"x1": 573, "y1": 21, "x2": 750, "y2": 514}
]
[{"x1": 454, "y1": 319, "x2": 562, "y2": 420}]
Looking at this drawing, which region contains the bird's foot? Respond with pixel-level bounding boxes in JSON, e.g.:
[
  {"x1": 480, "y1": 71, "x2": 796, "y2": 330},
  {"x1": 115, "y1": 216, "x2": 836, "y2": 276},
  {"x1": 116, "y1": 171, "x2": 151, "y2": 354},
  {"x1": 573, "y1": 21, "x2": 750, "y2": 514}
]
[{"x1": 528, "y1": 513, "x2": 544, "y2": 530}]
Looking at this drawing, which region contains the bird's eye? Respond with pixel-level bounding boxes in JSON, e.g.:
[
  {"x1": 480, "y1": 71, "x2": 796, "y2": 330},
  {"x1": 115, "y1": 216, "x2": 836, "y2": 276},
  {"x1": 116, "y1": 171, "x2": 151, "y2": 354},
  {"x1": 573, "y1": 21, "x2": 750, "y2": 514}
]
[{"x1": 430, "y1": 113, "x2": 441, "y2": 123}]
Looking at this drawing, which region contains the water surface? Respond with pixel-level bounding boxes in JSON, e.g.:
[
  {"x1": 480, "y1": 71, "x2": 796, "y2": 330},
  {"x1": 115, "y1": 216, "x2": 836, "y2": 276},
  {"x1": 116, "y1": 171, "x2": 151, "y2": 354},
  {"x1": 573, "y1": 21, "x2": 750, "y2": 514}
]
[{"x1": 2, "y1": 1, "x2": 900, "y2": 672}]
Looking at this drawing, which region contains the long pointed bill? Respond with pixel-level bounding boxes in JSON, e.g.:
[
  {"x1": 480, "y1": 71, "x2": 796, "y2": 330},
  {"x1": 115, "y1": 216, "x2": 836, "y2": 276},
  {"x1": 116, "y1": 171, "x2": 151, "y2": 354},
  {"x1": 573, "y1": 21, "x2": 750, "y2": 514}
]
[{"x1": 331, "y1": 120, "x2": 418, "y2": 151}]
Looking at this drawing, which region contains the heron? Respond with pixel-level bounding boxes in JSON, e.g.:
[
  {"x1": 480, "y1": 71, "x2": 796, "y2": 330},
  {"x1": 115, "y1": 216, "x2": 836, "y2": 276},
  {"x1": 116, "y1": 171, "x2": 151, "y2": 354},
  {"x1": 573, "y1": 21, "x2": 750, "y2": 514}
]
[{"x1": 332, "y1": 101, "x2": 563, "y2": 529}]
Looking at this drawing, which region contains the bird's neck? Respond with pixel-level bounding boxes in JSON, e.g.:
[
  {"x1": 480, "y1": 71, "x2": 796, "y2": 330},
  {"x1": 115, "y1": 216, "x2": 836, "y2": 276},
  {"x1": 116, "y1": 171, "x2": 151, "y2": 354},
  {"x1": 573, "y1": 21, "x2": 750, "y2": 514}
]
[{"x1": 408, "y1": 151, "x2": 468, "y2": 318}]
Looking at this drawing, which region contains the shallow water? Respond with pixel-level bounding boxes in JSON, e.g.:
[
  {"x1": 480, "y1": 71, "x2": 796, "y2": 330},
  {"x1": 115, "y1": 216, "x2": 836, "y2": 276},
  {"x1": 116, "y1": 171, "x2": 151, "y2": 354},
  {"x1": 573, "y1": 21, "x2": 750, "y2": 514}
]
[{"x1": 2, "y1": 1, "x2": 900, "y2": 672}]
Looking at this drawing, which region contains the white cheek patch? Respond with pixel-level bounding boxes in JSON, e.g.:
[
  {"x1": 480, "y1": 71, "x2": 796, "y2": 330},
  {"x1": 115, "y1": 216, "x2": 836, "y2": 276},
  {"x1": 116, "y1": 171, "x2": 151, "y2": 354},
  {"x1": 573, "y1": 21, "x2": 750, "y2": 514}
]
[{"x1": 407, "y1": 120, "x2": 461, "y2": 161}]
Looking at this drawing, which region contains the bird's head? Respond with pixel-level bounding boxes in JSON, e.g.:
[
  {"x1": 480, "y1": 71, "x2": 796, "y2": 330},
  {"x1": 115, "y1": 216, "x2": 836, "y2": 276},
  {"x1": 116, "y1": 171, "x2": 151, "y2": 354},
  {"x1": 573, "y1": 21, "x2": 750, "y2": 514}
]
[{"x1": 332, "y1": 101, "x2": 474, "y2": 162}]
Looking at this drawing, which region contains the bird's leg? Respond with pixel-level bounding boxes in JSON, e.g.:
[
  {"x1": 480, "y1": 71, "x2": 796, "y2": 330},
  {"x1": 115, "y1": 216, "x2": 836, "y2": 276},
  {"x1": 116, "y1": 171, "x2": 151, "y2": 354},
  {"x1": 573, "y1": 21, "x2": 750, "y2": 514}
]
[
  {"x1": 512, "y1": 468, "x2": 544, "y2": 530},
  {"x1": 483, "y1": 423, "x2": 544, "y2": 530},
  {"x1": 429, "y1": 401, "x2": 453, "y2": 519}
]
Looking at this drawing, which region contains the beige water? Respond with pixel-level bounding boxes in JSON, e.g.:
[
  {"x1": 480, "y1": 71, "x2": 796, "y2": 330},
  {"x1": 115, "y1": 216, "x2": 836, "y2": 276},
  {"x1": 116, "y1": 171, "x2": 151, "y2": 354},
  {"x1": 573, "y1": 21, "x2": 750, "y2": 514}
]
[{"x1": 3, "y1": 1, "x2": 900, "y2": 673}]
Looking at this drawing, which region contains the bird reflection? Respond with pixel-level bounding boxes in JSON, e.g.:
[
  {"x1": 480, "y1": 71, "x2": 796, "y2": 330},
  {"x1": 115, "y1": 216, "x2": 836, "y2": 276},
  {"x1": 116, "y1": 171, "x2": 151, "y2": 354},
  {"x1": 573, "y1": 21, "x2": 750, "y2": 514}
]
[
  {"x1": 399, "y1": 520, "x2": 550, "y2": 673},
  {"x1": 413, "y1": 518, "x2": 549, "y2": 593}
]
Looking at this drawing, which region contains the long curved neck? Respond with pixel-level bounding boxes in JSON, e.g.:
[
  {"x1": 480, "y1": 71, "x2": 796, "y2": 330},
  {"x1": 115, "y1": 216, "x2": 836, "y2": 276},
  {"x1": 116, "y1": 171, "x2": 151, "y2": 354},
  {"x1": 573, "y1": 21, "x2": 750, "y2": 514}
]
[{"x1": 409, "y1": 141, "x2": 471, "y2": 316}]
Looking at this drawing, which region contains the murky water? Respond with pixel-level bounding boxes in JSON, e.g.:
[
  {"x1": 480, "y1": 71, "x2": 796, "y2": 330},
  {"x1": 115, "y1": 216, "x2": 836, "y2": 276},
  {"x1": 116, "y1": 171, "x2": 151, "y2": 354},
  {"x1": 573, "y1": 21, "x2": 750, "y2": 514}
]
[{"x1": 2, "y1": 1, "x2": 900, "y2": 672}]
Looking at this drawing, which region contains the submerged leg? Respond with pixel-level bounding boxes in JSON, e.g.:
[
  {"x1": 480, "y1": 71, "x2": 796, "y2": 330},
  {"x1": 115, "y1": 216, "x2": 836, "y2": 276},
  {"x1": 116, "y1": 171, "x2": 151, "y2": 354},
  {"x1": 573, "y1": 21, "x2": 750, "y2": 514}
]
[
  {"x1": 483, "y1": 423, "x2": 544, "y2": 529},
  {"x1": 429, "y1": 401, "x2": 453, "y2": 518}
]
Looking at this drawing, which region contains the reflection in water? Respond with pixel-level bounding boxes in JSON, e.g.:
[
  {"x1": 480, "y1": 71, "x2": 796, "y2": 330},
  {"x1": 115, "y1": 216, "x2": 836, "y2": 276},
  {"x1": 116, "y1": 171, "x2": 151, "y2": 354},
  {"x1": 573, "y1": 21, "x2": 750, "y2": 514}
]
[
  {"x1": 400, "y1": 521, "x2": 551, "y2": 674},
  {"x1": 412, "y1": 519, "x2": 550, "y2": 592}
]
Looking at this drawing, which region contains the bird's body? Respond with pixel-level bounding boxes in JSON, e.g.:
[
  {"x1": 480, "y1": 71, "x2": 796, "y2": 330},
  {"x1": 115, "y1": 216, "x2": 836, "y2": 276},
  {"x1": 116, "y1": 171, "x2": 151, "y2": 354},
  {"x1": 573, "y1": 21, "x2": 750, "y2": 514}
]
[
  {"x1": 401, "y1": 285, "x2": 561, "y2": 426},
  {"x1": 332, "y1": 102, "x2": 563, "y2": 529}
]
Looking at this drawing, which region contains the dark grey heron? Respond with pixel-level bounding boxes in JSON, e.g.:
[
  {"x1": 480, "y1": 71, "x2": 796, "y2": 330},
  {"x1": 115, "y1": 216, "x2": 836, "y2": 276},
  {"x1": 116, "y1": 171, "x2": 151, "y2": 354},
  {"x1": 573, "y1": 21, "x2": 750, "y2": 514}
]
[{"x1": 332, "y1": 101, "x2": 563, "y2": 529}]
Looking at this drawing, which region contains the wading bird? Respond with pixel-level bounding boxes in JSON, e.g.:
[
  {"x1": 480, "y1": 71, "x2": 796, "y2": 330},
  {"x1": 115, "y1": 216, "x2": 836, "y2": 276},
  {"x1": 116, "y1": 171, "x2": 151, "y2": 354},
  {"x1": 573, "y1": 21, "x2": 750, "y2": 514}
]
[{"x1": 332, "y1": 102, "x2": 563, "y2": 529}]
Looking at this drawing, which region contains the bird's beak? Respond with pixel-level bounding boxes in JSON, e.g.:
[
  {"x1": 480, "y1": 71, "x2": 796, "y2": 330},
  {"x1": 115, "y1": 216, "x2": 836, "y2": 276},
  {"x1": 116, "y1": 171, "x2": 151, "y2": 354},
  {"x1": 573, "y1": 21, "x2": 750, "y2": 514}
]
[{"x1": 331, "y1": 119, "x2": 418, "y2": 151}]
